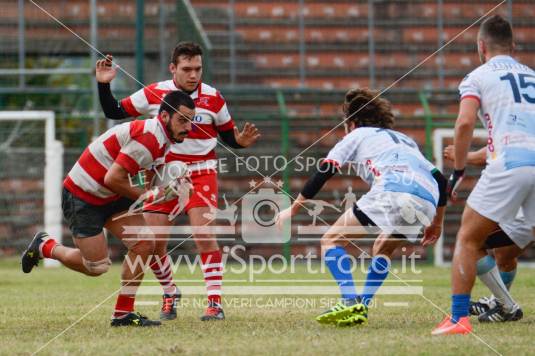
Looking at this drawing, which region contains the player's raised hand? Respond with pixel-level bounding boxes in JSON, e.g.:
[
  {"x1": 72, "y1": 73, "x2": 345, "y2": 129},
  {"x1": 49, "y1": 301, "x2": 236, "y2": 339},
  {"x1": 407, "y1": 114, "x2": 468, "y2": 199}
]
[
  {"x1": 443, "y1": 145, "x2": 455, "y2": 162},
  {"x1": 234, "y1": 122, "x2": 260, "y2": 147},
  {"x1": 96, "y1": 54, "x2": 117, "y2": 83}
]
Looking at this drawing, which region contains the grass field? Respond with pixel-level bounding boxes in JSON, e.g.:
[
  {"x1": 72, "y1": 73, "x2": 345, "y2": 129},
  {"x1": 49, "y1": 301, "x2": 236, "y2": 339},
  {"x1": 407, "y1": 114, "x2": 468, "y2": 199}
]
[{"x1": 1, "y1": 257, "x2": 534, "y2": 355}]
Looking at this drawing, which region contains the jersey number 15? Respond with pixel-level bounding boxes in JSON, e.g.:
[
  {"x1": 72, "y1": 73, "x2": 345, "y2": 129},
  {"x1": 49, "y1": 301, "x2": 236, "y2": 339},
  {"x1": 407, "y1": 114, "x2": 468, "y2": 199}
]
[{"x1": 500, "y1": 72, "x2": 535, "y2": 104}]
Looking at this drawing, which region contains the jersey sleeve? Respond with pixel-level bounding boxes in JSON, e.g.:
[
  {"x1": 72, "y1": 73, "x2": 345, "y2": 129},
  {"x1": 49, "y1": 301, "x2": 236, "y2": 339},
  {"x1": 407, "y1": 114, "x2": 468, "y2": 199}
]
[
  {"x1": 214, "y1": 92, "x2": 235, "y2": 132},
  {"x1": 120, "y1": 87, "x2": 150, "y2": 117},
  {"x1": 458, "y1": 70, "x2": 482, "y2": 103},
  {"x1": 420, "y1": 154, "x2": 436, "y2": 172},
  {"x1": 115, "y1": 131, "x2": 166, "y2": 175},
  {"x1": 324, "y1": 131, "x2": 362, "y2": 167}
]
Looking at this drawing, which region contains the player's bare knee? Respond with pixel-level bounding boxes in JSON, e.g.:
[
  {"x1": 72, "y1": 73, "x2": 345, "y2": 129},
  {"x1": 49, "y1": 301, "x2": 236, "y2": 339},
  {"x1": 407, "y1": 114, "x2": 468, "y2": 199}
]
[
  {"x1": 82, "y1": 257, "x2": 111, "y2": 276},
  {"x1": 496, "y1": 256, "x2": 517, "y2": 271},
  {"x1": 457, "y1": 231, "x2": 482, "y2": 250}
]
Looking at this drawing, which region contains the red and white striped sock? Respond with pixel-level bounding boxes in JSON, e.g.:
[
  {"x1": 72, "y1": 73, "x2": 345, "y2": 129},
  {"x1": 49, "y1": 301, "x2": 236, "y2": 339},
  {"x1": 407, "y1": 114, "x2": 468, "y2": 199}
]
[
  {"x1": 201, "y1": 250, "x2": 223, "y2": 305},
  {"x1": 150, "y1": 254, "x2": 177, "y2": 296},
  {"x1": 40, "y1": 238, "x2": 58, "y2": 259},
  {"x1": 113, "y1": 294, "x2": 135, "y2": 319}
]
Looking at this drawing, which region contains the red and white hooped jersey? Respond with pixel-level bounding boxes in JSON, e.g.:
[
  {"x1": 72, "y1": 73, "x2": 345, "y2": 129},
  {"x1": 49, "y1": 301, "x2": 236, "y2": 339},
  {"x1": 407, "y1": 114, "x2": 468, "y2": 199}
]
[
  {"x1": 121, "y1": 81, "x2": 234, "y2": 172},
  {"x1": 64, "y1": 117, "x2": 171, "y2": 205}
]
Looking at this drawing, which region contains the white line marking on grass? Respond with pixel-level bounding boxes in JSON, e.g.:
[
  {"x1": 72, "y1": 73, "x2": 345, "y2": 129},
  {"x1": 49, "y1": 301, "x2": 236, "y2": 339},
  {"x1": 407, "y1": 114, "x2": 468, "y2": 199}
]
[{"x1": 383, "y1": 302, "x2": 409, "y2": 307}]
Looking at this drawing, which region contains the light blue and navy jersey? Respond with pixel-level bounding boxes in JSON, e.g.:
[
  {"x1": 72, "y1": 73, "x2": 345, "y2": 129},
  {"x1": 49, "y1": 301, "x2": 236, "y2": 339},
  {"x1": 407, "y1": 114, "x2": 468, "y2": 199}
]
[
  {"x1": 459, "y1": 55, "x2": 535, "y2": 170},
  {"x1": 325, "y1": 127, "x2": 439, "y2": 206}
]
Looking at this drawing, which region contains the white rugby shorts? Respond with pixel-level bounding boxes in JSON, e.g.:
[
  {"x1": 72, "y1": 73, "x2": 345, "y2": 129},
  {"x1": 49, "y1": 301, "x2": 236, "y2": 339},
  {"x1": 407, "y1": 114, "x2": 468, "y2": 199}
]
[
  {"x1": 356, "y1": 190, "x2": 436, "y2": 242},
  {"x1": 468, "y1": 165, "x2": 535, "y2": 228}
]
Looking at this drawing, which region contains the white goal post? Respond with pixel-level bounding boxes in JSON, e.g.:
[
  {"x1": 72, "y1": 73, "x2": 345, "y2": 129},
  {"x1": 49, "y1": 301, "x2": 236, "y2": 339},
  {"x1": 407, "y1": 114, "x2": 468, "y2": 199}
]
[
  {"x1": 0, "y1": 111, "x2": 63, "y2": 267},
  {"x1": 432, "y1": 128, "x2": 487, "y2": 267}
]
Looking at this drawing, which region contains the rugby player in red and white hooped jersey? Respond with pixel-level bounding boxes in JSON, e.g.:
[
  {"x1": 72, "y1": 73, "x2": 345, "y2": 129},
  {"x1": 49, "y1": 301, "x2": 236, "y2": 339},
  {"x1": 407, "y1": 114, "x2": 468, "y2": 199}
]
[
  {"x1": 21, "y1": 91, "x2": 196, "y2": 327},
  {"x1": 95, "y1": 42, "x2": 260, "y2": 321}
]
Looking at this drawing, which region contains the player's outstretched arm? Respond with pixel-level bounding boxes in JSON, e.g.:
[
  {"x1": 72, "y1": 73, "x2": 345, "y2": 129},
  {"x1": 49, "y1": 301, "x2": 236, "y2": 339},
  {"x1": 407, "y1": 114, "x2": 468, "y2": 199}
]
[
  {"x1": 276, "y1": 161, "x2": 338, "y2": 227},
  {"x1": 447, "y1": 97, "x2": 479, "y2": 200},
  {"x1": 444, "y1": 145, "x2": 486, "y2": 167},
  {"x1": 104, "y1": 162, "x2": 178, "y2": 204},
  {"x1": 104, "y1": 163, "x2": 145, "y2": 200},
  {"x1": 421, "y1": 168, "x2": 448, "y2": 246},
  {"x1": 453, "y1": 98, "x2": 479, "y2": 170},
  {"x1": 96, "y1": 54, "x2": 130, "y2": 120},
  {"x1": 219, "y1": 122, "x2": 260, "y2": 148},
  {"x1": 422, "y1": 206, "x2": 446, "y2": 247}
]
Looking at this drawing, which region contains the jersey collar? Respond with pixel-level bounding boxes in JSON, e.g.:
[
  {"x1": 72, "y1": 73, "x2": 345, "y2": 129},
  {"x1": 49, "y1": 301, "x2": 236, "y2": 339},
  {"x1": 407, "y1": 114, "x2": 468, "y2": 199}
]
[
  {"x1": 488, "y1": 54, "x2": 516, "y2": 63},
  {"x1": 189, "y1": 82, "x2": 202, "y2": 100}
]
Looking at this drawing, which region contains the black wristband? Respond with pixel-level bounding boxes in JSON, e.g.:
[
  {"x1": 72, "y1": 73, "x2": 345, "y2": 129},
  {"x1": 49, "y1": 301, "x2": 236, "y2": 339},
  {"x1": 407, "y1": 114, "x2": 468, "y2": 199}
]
[{"x1": 219, "y1": 129, "x2": 243, "y2": 149}]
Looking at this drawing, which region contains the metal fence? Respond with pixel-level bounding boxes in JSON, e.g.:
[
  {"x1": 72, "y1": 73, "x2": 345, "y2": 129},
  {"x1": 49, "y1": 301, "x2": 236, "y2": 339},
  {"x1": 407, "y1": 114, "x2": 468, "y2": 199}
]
[{"x1": 1, "y1": 0, "x2": 534, "y2": 264}]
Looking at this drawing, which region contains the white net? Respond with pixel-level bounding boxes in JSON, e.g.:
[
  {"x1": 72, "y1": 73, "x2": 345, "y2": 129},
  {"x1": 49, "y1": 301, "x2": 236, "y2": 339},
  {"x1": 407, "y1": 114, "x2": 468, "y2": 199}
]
[{"x1": 0, "y1": 111, "x2": 62, "y2": 259}]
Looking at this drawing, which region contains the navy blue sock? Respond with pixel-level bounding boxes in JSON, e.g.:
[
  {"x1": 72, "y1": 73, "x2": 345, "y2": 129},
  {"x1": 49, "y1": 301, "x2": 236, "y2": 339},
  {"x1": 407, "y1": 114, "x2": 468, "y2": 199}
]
[
  {"x1": 324, "y1": 246, "x2": 357, "y2": 301},
  {"x1": 360, "y1": 256, "x2": 390, "y2": 306},
  {"x1": 451, "y1": 294, "x2": 470, "y2": 323}
]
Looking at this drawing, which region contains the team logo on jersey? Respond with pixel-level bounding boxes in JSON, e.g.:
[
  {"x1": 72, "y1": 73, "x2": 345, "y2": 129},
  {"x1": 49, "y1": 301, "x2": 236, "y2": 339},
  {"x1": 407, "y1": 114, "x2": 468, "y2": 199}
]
[{"x1": 197, "y1": 97, "x2": 210, "y2": 106}]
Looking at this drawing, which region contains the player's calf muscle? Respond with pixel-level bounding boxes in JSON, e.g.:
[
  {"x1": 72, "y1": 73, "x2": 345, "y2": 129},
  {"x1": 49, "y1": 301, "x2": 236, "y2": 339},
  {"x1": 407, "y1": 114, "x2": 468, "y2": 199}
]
[
  {"x1": 372, "y1": 237, "x2": 405, "y2": 257},
  {"x1": 193, "y1": 234, "x2": 218, "y2": 252},
  {"x1": 153, "y1": 239, "x2": 169, "y2": 256},
  {"x1": 320, "y1": 234, "x2": 345, "y2": 252}
]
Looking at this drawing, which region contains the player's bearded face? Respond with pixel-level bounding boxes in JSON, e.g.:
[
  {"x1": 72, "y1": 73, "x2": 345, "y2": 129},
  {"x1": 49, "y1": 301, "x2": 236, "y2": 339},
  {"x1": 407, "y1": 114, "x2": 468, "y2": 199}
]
[
  {"x1": 166, "y1": 106, "x2": 194, "y2": 143},
  {"x1": 171, "y1": 55, "x2": 203, "y2": 92}
]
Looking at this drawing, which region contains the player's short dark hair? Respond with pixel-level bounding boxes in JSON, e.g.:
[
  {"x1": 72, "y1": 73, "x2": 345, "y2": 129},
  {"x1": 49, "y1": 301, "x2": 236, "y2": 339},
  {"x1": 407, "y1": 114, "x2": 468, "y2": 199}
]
[
  {"x1": 342, "y1": 88, "x2": 395, "y2": 129},
  {"x1": 159, "y1": 90, "x2": 195, "y2": 115},
  {"x1": 479, "y1": 15, "x2": 513, "y2": 51},
  {"x1": 171, "y1": 42, "x2": 203, "y2": 64}
]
